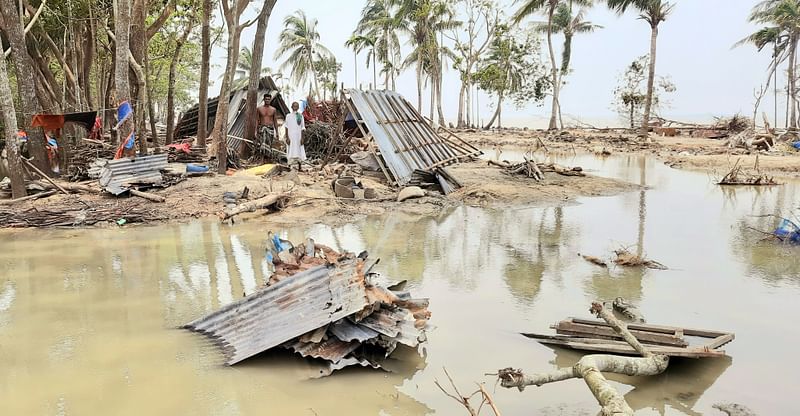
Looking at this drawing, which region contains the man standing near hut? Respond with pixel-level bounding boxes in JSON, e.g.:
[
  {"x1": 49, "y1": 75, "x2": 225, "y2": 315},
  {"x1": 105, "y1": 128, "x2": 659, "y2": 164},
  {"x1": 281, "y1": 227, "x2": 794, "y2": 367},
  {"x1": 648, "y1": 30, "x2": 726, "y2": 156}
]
[
  {"x1": 284, "y1": 101, "x2": 306, "y2": 170},
  {"x1": 257, "y1": 92, "x2": 278, "y2": 147}
]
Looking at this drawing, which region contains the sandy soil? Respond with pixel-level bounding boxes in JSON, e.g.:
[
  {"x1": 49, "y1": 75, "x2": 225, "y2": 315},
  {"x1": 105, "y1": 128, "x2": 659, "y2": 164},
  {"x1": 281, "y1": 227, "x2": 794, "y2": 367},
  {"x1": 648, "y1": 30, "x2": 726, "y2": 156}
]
[
  {"x1": 0, "y1": 154, "x2": 639, "y2": 229},
  {"x1": 460, "y1": 128, "x2": 800, "y2": 180}
]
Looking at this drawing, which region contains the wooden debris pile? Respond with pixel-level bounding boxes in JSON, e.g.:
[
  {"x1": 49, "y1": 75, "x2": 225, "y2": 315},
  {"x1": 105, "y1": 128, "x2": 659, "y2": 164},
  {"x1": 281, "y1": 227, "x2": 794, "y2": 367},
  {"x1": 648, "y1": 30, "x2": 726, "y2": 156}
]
[
  {"x1": 184, "y1": 234, "x2": 431, "y2": 377},
  {"x1": 303, "y1": 121, "x2": 337, "y2": 160},
  {"x1": 66, "y1": 139, "x2": 116, "y2": 181},
  {"x1": 0, "y1": 199, "x2": 162, "y2": 227},
  {"x1": 718, "y1": 159, "x2": 777, "y2": 186},
  {"x1": 489, "y1": 158, "x2": 585, "y2": 181}
]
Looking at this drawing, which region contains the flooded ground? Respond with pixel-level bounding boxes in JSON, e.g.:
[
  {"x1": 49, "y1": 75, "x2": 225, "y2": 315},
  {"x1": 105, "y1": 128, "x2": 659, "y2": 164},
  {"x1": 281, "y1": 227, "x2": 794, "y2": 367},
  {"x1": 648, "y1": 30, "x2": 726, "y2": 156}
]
[{"x1": 1, "y1": 153, "x2": 799, "y2": 415}]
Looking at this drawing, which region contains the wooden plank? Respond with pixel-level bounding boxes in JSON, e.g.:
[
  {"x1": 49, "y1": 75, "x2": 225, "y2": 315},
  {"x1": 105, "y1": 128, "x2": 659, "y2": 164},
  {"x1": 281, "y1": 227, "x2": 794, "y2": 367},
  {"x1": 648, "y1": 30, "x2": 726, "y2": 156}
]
[
  {"x1": 522, "y1": 333, "x2": 727, "y2": 358},
  {"x1": 568, "y1": 317, "x2": 730, "y2": 339},
  {"x1": 553, "y1": 321, "x2": 688, "y2": 347},
  {"x1": 706, "y1": 333, "x2": 735, "y2": 349}
]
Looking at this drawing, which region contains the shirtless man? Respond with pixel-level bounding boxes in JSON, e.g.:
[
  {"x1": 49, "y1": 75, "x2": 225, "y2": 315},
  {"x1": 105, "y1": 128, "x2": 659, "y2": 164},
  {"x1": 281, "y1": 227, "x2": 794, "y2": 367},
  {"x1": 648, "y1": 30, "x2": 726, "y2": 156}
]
[{"x1": 257, "y1": 93, "x2": 278, "y2": 144}]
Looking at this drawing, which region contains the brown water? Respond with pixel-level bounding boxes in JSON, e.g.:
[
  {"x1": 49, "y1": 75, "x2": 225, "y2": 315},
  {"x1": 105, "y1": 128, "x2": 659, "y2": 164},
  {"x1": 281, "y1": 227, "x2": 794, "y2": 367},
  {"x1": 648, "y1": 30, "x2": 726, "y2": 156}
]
[{"x1": 1, "y1": 154, "x2": 799, "y2": 415}]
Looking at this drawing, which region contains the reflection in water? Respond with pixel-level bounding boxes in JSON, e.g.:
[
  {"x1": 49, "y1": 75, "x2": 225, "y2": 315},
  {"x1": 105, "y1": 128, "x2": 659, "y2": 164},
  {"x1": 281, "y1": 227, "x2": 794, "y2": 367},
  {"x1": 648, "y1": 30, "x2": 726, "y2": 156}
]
[{"x1": 2, "y1": 153, "x2": 800, "y2": 415}]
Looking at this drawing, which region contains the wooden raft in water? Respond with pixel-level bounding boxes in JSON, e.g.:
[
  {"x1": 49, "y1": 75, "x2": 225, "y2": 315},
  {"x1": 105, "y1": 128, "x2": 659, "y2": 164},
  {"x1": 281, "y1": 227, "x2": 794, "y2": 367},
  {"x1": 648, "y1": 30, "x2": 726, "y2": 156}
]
[{"x1": 523, "y1": 317, "x2": 734, "y2": 358}]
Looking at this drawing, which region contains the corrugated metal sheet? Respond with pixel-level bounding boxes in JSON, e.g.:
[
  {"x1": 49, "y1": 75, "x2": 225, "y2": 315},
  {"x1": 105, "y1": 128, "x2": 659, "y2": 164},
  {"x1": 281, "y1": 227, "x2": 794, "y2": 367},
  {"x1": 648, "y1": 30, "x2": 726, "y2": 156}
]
[
  {"x1": 285, "y1": 338, "x2": 360, "y2": 362},
  {"x1": 183, "y1": 259, "x2": 370, "y2": 365},
  {"x1": 98, "y1": 154, "x2": 168, "y2": 195},
  {"x1": 345, "y1": 89, "x2": 481, "y2": 186},
  {"x1": 329, "y1": 319, "x2": 380, "y2": 342}
]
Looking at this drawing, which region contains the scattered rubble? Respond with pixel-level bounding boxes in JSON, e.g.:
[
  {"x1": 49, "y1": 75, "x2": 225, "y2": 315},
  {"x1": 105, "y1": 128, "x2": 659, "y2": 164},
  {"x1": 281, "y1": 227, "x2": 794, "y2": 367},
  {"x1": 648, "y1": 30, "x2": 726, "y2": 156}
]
[
  {"x1": 718, "y1": 159, "x2": 778, "y2": 186},
  {"x1": 183, "y1": 234, "x2": 431, "y2": 377}
]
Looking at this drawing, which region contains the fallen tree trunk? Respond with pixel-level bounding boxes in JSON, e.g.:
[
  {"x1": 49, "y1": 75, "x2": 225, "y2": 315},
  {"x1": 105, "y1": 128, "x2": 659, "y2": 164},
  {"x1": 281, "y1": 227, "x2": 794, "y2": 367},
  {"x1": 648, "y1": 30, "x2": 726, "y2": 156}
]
[
  {"x1": 32, "y1": 180, "x2": 98, "y2": 194},
  {"x1": 0, "y1": 190, "x2": 56, "y2": 205},
  {"x1": 129, "y1": 189, "x2": 165, "y2": 202},
  {"x1": 498, "y1": 302, "x2": 669, "y2": 416},
  {"x1": 220, "y1": 192, "x2": 290, "y2": 221}
]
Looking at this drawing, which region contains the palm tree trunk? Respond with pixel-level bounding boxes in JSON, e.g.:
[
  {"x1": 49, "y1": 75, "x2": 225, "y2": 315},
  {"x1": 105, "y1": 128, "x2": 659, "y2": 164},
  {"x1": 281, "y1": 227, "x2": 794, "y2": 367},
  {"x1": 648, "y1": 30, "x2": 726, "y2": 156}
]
[
  {"x1": 429, "y1": 77, "x2": 435, "y2": 123},
  {"x1": 354, "y1": 51, "x2": 358, "y2": 87},
  {"x1": 642, "y1": 24, "x2": 659, "y2": 140},
  {"x1": 546, "y1": 5, "x2": 559, "y2": 131},
  {"x1": 485, "y1": 92, "x2": 503, "y2": 129},
  {"x1": 436, "y1": 71, "x2": 446, "y2": 126},
  {"x1": 373, "y1": 53, "x2": 377, "y2": 89},
  {"x1": 416, "y1": 62, "x2": 423, "y2": 112},
  {"x1": 308, "y1": 48, "x2": 321, "y2": 99},
  {"x1": 197, "y1": 0, "x2": 211, "y2": 149},
  {"x1": 0, "y1": 45, "x2": 26, "y2": 198}
]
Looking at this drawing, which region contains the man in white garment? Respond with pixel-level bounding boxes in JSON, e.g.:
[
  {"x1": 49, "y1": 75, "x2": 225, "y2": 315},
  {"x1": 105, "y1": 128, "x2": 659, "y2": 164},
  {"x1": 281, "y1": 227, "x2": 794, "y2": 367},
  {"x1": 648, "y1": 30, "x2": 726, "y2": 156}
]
[{"x1": 284, "y1": 101, "x2": 306, "y2": 170}]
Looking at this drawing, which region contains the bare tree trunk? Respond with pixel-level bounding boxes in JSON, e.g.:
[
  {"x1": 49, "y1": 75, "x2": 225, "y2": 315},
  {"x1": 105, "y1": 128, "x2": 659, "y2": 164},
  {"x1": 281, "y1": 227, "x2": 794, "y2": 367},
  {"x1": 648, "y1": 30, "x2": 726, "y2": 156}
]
[
  {"x1": 197, "y1": 0, "x2": 211, "y2": 149},
  {"x1": 166, "y1": 21, "x2": 195, "y2": 145},
  {"x1": 429, "y1": 77, "x2": 435, "y2": 123},
  {"x1": 114, "y1": 0, "x2": 134, "y2": 149},
  {"x1": 457, "y1": 84, "x2": 466, "y2": 128},
  {"x1": 0, "y1": 45, "x2": 26, "y2": 198},
  {"x1": 641, "y1": 24, "x2": 659, "y2": 140},
  {"x1": 0, "y1": 0, "x2": 50, "y2": 174},
  {"x1": 213, "y1": 30, "x2": 239, "y2": 173},
  {"x1": 130, "y1": 0, "x2": 147, "y2": 153},
  {"x1": 243, "y1": 0, "x2": 277, "y2": 149},
  {"x1": 546, "y1": 5, "x2": 559, "y2": 131},
  {"x1": 146, "y1": 56, "x2": 159, "y2": 149},
  {"x1": 789, "y1": 34, "x2": 798, "y2": 130}
]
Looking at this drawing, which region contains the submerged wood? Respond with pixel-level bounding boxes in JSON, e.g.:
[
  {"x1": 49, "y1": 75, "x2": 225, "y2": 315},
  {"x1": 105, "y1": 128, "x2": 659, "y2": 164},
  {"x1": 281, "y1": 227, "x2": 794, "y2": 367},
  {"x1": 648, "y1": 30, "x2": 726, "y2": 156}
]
[
  {"x1": 498, "y1": 302, "x2": 670, "y2": 416},
  {"x1": 713, "y1": 403, "x2": 757, "y2": 416},
  {"x1": 613, "y1": 248, "x2": 668, "y2": 270}
]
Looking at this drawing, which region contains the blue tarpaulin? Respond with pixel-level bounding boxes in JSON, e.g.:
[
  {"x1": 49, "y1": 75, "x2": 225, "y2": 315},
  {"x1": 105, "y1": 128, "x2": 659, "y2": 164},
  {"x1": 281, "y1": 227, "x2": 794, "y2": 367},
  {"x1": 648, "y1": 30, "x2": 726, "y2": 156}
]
[{"x1": 774, "y1": 218, "x2": 800, "y2": 244}]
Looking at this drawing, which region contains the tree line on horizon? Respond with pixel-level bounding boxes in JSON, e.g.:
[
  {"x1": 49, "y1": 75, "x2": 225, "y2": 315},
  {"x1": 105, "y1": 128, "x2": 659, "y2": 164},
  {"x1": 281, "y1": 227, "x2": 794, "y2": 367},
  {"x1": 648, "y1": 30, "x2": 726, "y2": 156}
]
[{"x1": 0, "y1": 0, "x2": 794, "y2": 198}]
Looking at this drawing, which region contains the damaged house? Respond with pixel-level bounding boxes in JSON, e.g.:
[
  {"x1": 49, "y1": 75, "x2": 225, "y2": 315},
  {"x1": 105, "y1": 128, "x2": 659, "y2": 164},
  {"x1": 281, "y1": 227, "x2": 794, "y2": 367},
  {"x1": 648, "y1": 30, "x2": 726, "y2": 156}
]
[{"x1": 174, "y1": 76, "x2": 290, "y2": 154}]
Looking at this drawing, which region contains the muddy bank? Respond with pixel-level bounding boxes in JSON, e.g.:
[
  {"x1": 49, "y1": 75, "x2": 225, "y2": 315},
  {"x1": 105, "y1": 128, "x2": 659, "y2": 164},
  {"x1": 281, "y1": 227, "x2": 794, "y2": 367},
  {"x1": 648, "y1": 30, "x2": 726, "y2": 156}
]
[
  {"x1": 460, "y1": 129, "x2": 800, "y2": 180},
  {"x1": 0, "y1": 157, "x2": 638, "y2": 229}
]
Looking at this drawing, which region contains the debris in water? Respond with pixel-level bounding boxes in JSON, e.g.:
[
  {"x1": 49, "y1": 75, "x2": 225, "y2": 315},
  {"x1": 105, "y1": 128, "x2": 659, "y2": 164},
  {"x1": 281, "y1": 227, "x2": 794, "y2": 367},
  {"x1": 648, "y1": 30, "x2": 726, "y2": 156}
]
[
  {"x1": 580, "y1": 253, "x2": 608, "y2": 267},
  {"x1": 613, "y1": 248, "x2": 668, "y2": 270},
  {"x1": 612, "y1": 297, "x2": 646, "y2": 323},
  {"x1": 717, "y1": 158, "x2": 778, "y2": 186},
  {"x1": 183, "y1": 234, "x2": 431, "y2": 377}
]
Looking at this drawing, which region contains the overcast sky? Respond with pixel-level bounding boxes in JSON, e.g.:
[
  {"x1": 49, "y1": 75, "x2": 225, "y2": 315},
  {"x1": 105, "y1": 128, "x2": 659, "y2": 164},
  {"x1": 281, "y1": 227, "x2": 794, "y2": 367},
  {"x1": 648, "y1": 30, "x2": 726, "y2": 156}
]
[{"x1": 207, "y1": 0, "x2": 778, "y2": 128}]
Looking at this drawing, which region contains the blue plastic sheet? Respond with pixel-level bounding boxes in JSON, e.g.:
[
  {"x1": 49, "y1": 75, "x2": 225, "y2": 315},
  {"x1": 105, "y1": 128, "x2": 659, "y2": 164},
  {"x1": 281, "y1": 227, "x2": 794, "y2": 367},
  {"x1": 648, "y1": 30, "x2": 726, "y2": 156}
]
[
  {"x1": 774, "y1": 218, "x2": 800, "y2": 244},
  {"x1": 793, "y1": 141, "x2": 800, "y2": 150}
]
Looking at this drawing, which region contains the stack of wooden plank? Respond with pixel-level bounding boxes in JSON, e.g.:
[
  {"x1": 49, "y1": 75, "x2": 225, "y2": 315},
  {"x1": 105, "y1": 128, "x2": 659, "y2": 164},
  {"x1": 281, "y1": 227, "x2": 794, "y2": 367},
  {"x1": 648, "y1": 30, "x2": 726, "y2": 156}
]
[{"x1": 523, "y1": 317, "x2": 734, "y2": 358}]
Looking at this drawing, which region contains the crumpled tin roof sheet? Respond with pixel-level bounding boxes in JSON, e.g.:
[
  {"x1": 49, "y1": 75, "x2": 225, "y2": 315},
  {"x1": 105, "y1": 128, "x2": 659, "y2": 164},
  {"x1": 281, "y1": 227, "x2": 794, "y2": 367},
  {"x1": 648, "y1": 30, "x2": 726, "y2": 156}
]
[
  {"x1": 329, "y1": 319, "x2": 380, "y2": 342},
  {"x1": 285, "y1": 338, "x2": 360, "y2": 362},
  {"x1": 346, "y1": 89, "x2": 480, "y2": 186},
  {"x1": 183, "y1": 259, "x2": 370, "y2": 365},
  {"x1": 98, "y1": 154, "x2": 167, "y2": 195}
]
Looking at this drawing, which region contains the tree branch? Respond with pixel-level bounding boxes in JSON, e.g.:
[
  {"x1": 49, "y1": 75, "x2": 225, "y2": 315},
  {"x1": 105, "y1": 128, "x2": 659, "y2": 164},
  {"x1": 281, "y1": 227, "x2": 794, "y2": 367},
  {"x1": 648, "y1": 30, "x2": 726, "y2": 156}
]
[
  {"x1": 497, "y1": 302, "x2": 671, "y2": 416},
  {"x1": 146, "y1": 0, "x2": 176, "y2": 39}
]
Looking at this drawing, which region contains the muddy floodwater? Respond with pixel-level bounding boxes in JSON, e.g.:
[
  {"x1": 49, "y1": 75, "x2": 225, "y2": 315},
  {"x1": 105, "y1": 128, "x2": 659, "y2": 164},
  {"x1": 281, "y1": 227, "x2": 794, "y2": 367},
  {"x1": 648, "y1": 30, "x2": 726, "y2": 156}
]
[{"x1": 2, "y1": 153, "x2": 799, "y2": 415}]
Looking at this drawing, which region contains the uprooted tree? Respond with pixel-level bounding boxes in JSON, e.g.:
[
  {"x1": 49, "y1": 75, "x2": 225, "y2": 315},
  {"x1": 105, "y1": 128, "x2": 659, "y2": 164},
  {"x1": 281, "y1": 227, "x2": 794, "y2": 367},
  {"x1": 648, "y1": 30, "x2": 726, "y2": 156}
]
[
  {"x1": 497, "y1": 302, "x2": 670, "y2": 415},
  {"x1": 612, "y1": 55, "x2": 675, "y2": 129}
]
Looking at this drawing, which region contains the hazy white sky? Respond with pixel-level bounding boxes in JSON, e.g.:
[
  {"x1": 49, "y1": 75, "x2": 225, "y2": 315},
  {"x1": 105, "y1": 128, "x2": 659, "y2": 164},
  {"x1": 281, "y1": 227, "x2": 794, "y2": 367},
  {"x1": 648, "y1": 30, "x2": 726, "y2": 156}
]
[{"x1": 208, "y1": 0, "x2": 778, "y2": 128}]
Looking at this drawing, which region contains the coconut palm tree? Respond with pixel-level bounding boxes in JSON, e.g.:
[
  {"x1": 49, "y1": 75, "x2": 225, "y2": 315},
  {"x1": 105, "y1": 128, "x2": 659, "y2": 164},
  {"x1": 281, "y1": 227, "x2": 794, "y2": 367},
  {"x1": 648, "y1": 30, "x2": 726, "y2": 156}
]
[
  {"x1": 740, "y1": 1, "x2": 800, "y2": 130},
  {"x1": 345, "y1": 33, "x2": 377, "y2": 88},
  {"x1": 514, "y1": 0, "x2": 592, "y2": 131},
  {"x1": 395, "y1": 0, "x2": 459, "y2": 123},
  {"x1": 274, "y1": 10, "x2": 333, "y2": 99},
  {"x1": 536, "y1": 3, "x2": 602, "y2": 73},
  {"x1": 233, "y1": 47, "x2": 273, "y2": 89},
  {"x1": 606, "y1": 0, "x2": 674, "y2": 138},
  {"x1": 356, "y1": 0, "x2": 403, "y2": 89}
]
